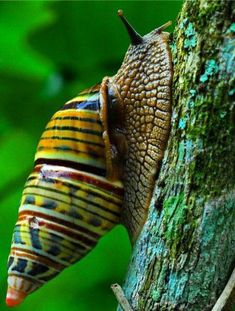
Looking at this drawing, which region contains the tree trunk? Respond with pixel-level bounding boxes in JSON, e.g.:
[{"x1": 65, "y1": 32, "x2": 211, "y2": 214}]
[{"x1": 117, "y1": 0, "x2": 235, "y2": 310}]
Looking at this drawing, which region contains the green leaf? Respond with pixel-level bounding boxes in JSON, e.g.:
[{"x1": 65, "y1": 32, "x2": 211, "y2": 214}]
[
  {"x1": 0, "y1": 130, "x2": 35, "y2": 193},
  {"x1": 0, "y1": 1, "x2": 54, "y2": 78}
]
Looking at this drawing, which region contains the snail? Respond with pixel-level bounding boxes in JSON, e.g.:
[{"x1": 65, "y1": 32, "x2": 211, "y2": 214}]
[{"x1": 6, "y1": 10, "x2": 172, "y2": 307}]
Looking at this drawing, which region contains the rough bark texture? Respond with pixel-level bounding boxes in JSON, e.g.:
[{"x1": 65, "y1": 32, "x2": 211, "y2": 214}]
[{"x1": 117, "y1": 0, "x2": 235, "y2": 310}]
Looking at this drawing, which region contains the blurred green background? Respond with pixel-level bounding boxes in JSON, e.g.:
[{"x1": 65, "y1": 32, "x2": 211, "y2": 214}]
[{"x1": 0, "y1": 1, "x2": 182, "y2": 310}]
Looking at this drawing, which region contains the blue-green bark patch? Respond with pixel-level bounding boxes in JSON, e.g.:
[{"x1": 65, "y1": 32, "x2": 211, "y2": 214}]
[
  {"x1": 220, "y1": 38, "x2": 235, "y2": 75},
  {"x1": 177, "y1": 139, "x2": 196, "y2": 163},
  {"x1": 179, "y1": 17, "x2": 189, "y2": 29},
  {"x1": 226, "y1": 23, "x2": 235, "y2": 34},
  {"x1": 228, "y1": 88, "x2": 235, "y2": 96},
  {"x1": 200, "y1": 59, "x2": 219, "y2": 83},
  {"x1": 185, "y1": 139, "x2": 194, "y2": 162},
  {"x1": 178, "y1": 117, "x2": 187, "y2": 129},
  {"x1": 184, "y1": 22, "x2": 197, "y2": 49},
  {"x1": 178, "y1": 141, "x2": 185, "y2": 163},
  {"x1": 189, "y1": 89, "x2": 196, "y2": 97}
]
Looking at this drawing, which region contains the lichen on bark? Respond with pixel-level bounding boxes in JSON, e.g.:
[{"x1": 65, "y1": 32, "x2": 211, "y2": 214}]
[{"x1": 117, "y1": 0, "x2": 235, "y2": 310}]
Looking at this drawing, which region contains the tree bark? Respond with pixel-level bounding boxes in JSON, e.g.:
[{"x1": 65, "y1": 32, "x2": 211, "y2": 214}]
[{"x1": 117, "y1": 0, "x2": 235, "y2": 310}]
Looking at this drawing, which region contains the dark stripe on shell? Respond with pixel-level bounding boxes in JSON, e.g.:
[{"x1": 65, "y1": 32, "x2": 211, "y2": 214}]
[
  {"x1": 18, "y1": 210, "x2": 100, "y2": 239},
  {"x1": 44, "y1": 126, "x2": 102, "y2": 137}
]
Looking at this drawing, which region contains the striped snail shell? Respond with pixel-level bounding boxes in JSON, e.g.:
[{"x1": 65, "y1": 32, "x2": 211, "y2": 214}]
[{"x1": 6, "y1": 10, "x2": 172, "y2": 307}]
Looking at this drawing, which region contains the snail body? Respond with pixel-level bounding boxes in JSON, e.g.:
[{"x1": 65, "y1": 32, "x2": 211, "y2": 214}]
[{"x1": 6, "y1": 11, "x2": 172, "y2": 307}]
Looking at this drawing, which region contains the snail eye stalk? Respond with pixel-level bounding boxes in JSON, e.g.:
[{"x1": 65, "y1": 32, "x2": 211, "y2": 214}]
[{"x1": 118, "y1": 9, "x2": 143, "y2": 45}]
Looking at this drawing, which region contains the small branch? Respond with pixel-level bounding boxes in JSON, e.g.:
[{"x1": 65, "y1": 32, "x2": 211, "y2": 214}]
[
  {"x1": 111, "y1": 283, "x2": 134, "y2": 311},
  {"x1": 212, "y1": 267, "x2": 235, "y2": 311}
]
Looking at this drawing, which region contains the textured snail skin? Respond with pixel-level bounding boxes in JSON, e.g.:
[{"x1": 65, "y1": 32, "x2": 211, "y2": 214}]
[
  {"x1": 110, "y1": 30, "x2": 172, "y2": 240},
  {"x1": 6, "y1": 23, "x2": 172, "y2": 306}
]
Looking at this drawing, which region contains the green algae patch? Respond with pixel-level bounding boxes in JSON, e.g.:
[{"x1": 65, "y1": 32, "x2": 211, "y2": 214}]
[
  {"x1": 163, "y1": 193, "x2": 188, "y2": 256},
  {"x1": 151, "y1": 289, "x2": 161, "y2": 302}
]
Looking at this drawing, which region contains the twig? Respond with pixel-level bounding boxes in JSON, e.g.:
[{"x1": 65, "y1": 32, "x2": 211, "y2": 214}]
[
  {"x1": 212, "y1": 267, "x2": 235, "y2": 311},
  {"x1": 111, "y1": 283, "x2": 134, "y2": 311}
]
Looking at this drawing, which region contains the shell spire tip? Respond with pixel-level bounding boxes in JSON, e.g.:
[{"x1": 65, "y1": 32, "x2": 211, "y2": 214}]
[{"x1": 6, "y1": 287, "x2": 26, "y2": 307}]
